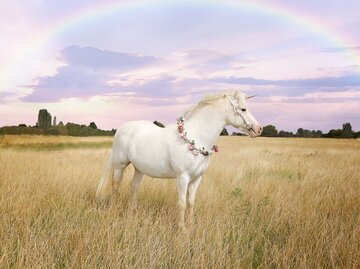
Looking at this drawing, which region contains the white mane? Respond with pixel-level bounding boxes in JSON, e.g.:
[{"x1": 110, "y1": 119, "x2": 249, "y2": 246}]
[{"x1": 183, "y1": 90, "x2": 244, "y2": 119}]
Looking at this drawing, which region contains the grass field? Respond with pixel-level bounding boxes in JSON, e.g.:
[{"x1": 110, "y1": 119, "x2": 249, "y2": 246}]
[{"x1": 0, "y1": 135, "x2": 359, "y2": 268}]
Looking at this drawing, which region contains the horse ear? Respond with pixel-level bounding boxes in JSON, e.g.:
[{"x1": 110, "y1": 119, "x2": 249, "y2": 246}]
[
  {"x1": 246, "y1": 95, "x2": 257, "y2": 99},
  {"x1": 234, "y1": 90, "x2": 241, "y2": 98}
]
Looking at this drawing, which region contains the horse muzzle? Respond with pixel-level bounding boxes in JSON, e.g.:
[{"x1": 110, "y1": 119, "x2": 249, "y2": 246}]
[{"x1": 247, "y1": 125, "x2": 262, "y2": 138}]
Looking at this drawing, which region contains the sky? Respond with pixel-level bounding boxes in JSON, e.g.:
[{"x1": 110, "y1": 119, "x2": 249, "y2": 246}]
[{"x1": 0, "y1": 0, "x2": 360, "y2": 132}]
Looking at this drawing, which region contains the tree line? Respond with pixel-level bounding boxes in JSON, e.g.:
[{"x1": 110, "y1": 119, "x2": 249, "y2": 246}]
[
  {"x1": 231, "y1": 122, "x2": 359, "y2": 139},
  {"x1": 0, "y1": 109, "x2": 116, "y2": 136},
  {"x1": 0, "y1": 109, "x2": 358, "y2": 138}
]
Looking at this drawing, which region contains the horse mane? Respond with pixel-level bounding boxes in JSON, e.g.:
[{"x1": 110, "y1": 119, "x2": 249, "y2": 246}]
[{"x1": 183, "y1": 90, "x2": 238, "y2": 120}]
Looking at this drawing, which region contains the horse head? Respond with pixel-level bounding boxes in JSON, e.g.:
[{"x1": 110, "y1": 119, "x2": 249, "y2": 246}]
[{"x1": 225, "y1": 90, "x2": 262, "y2": 137}]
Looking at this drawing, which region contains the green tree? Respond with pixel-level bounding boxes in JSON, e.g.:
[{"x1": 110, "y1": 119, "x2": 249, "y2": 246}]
[
  {"x1": 220, "y1": 127, "x2": 228, "y2": 136},
  {"x1": 342, "y1": 122, "x2": 353, "y2": 138},
  {"x1": 261, "y1": 125, "x2": 278, "y2": 137},
  {"x1": 314, "y1": 130, "x2": 323, "y2": 137},
  {"x1": 296, "y1": 128, "x2": 304, "y2": 137},
  {"x1": 296, "y1": 128, "x2": 311, "y2": 137},
  {"x1": 326, "y1": 129, "x2": 342, "y2": 138},
  {"x1": 324, "y1": 123, "x2": 354, "y2": 138},
  {"x1": 37, "y1": 109, "x2": 52, "y2": 129},
  {"x1": 89, "y1": 122, "x2": 97, "y2": 129},
  {"x1": 278, "y1": 130, "x2": 294, "y2": 137}
]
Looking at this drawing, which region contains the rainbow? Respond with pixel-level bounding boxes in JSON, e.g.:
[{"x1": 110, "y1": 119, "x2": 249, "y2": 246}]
[{"x1": 1, "y1": 0, "x2": 359, "y2": 92}]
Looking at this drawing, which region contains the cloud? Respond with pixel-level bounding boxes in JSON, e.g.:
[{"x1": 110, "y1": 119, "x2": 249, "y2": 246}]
[
  {"x1": 212, "y1": 74, "x2": 360, "y2": 97},
  {"x1": 22, "y1": 46, "x2": 164, "y2": 102},
  {"x1": 22, "y1": 46, "x2": 240, "y2": 103},
  {"x1": 61, "y1": 45, "x2": 158, "y2": 70},
  {"x1": 22, "y1": 45, "x2": 360, "y2": 106},
  {"x1": 214, "y1": 74, "x2": 360, "y2": 87},
  {"x1": 320, "y1": 45, "x2": 360, "y2": 53},
  {"x1": 266, "y1": 94, "x2": 360, "y2": 104},
  {"x1": 178, "y1": 49, "x2": 239, "y2": 71},
  {"x1": 0, "y1": 91, "x2": 13, "y2": 102},
  {"x1": 22, "y1": 65, "x2": 111, "y2": 102}
]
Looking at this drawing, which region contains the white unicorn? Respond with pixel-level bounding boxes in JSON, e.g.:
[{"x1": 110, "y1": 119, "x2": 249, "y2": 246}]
[{"x1": 96, "y1": 90, "x2": 262, "y2": 231}]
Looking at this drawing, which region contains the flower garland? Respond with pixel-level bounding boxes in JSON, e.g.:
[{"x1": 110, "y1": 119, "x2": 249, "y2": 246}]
[{"x1": 177, "y1": 116, "x2": 219, "y2": 156}]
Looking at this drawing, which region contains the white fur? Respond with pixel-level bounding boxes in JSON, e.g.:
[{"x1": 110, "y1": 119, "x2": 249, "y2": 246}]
[{"x1": 96, "y1": 90, "x2": 261, "y2": 231}]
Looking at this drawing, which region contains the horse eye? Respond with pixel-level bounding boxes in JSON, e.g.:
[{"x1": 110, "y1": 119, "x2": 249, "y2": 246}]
[{"x1": 241, "y1": 108, "x2": 247, "y2": 112}]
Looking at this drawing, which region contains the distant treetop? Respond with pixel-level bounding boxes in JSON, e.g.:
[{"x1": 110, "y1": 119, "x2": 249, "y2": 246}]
[
  {"x1": 153, "y1": 121, "x2": 165, "y2": 128},
  {"x1": 89, "y1": 122, "x2": 98, "y2": 129},
  {"x1": 37, "y1": 109, "x2": 52, "y2": 129}
]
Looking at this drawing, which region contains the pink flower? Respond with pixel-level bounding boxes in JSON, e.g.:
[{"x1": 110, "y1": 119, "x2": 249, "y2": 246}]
[
  {"x1": 188, "y1": 144, "x2": 193, "y2": 151},
  {"x1": 180, "y1": 132, "x2": 185, "y2": 138},
  {"x1": 212, "y1": 145, "x2": 219, "y2": 153},
  {"x1": 178, "y1": 124, "x2": 184, "y2": 133}
]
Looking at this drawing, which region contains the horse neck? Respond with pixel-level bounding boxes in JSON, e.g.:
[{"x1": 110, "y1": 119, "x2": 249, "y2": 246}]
[{"x1": 184, "y1": 102, "x2": 226, "y2": 149}]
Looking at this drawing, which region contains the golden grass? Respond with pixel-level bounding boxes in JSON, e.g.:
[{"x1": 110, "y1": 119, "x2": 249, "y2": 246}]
[
  {"x1": 0, "y1": 135, "x2": 113, "y2": 150},
  {"x1": 0, "y1": 136, "x2": 359, "y2": 268}
]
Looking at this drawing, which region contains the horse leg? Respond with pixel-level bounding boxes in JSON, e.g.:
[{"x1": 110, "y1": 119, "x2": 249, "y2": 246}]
[
  {"x1": 112, "y1": 163, "x2": 128, "y2": 195},
  {"x1": 130, "y1": 168, "x2": 144, "y2": 211},
  {"x1": 187, "y1": 176, "x2": 202, "y2": 226},
  {"x1": 176, "y1": 173, "x2": 190, "y2": 232}
]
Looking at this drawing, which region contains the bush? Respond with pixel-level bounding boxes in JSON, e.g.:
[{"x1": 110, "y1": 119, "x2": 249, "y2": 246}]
[
  {"x1": 278, "y1": 130, "x2": 294, "y2": 137},
  {"x1": 0, "y1": 126, "x2": 44, "y2": 135},
  {"x1": 261, "y1": 125, "x2": 278, "y2": 137},
  {"x1": 65, "y1": 123, "x2": 115, "y2": 136},
  {"x1": 44, "y1": 128, "x2": 60, "y2": 135}
]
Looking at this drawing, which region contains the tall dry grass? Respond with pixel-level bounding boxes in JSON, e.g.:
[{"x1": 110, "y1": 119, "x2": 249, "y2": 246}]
[
  {"x1": 0, "y1": 136, "x2": 359, "y2": 268},
  {"x1": 0, "y1": 135, "x2": 113, "y2": 150}
]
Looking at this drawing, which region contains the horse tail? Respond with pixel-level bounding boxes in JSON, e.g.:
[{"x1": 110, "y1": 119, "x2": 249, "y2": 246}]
[{"x1": 96, "y1": 150, "x2": 114, "y2": 201}]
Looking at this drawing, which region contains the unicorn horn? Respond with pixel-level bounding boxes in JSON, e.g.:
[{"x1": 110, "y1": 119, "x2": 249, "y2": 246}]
[{"x1": 246, "y1": 95, "x2": 257, "y2": 99}]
